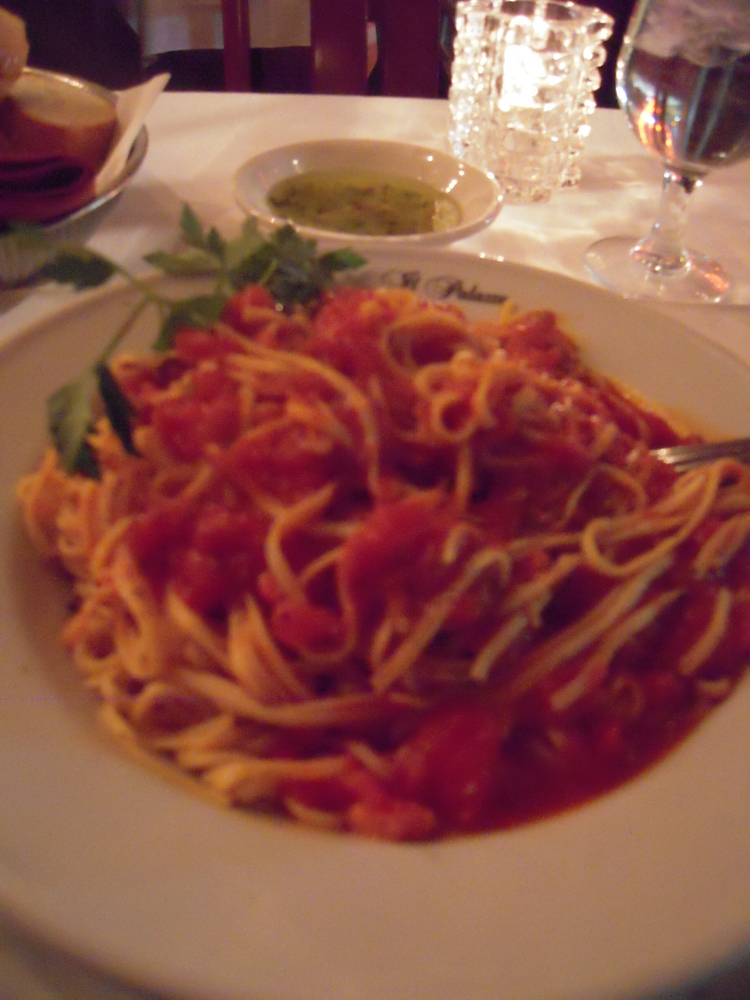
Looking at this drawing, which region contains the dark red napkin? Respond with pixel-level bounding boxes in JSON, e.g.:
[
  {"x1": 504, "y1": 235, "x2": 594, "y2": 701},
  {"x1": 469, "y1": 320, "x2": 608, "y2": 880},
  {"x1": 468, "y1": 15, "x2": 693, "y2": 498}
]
[{"x1": 0, "y1": 155, "x2": 95, "y2": 224}]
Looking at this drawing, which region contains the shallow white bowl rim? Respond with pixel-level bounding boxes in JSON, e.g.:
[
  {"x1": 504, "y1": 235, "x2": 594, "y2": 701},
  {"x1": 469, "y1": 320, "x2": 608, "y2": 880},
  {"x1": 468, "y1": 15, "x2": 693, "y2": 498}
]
[{"x1": 234, "y1": 138, "x2": 503, "y2": 247}]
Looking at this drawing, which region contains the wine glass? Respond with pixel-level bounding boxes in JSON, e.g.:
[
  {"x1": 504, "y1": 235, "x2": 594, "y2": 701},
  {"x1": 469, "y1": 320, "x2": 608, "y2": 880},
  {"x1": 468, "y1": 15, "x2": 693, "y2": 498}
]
[{"x1": 584, "y1": 0, "x2": 750, "y2": 303}]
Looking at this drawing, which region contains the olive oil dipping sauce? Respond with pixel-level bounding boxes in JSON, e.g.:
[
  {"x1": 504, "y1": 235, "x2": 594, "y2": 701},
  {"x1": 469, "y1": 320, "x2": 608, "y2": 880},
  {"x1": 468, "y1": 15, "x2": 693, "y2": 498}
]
[{"x1": 267, "y1": 169, "x2": 462, "y2": 236}]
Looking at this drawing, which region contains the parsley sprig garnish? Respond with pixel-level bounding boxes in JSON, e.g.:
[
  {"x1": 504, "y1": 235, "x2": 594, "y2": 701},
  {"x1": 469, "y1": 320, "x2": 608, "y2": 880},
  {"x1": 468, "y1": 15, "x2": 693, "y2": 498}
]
[{"x1": 39, "y1": 205, "x2": 365, "y2": 477}]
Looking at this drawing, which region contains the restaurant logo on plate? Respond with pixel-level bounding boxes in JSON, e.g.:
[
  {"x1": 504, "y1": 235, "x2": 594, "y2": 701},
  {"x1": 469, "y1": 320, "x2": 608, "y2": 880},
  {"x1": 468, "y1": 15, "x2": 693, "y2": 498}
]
[{"x1": 372, "y1": 268, "x2": 509, "y2": 305}]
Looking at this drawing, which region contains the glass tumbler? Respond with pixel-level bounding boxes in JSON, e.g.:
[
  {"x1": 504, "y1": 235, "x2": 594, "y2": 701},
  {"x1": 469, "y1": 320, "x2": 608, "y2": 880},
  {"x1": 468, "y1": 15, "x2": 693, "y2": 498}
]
[{"x1": 448, "y1": 0, "x2": 614, "y2": 203}]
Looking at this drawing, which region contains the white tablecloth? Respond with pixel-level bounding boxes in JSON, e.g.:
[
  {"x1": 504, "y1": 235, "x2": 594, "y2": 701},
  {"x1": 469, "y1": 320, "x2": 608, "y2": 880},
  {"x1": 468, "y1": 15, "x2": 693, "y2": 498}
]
[{"x1": 0, "y1": 91, "x2": 748, "y2": 999}]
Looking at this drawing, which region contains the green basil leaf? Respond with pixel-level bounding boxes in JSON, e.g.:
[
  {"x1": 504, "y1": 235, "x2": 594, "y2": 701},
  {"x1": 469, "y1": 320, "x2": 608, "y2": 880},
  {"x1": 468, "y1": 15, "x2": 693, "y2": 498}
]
[
  {"x1": 144, "y1": 248, "x2": 222, "y2": 276},
  {"x1": 224, "y1": 218, "x2": 266, "y2": 273},
  {"x1": 96, "y1": 363, "x2": 138, "y2": 456},
  {"x1": 71, "y1": 439, "x2": 101, "y2": 479},
  {"x1": 39, "y1": 248, "x2": 117, "y2": 290},
  {"x1": 320, "y1": 248, "x2": 367, "y2": 273},
  {"x1": 180, "y1": 203, "x2": 205, "y2": 246},
  {"x1": 46, "y1": 368, "x2": 99, "y2": 475},
  {"x1": 152, "y1": 291, "x2": 229, "y2": 351},
  {"x1": 228, "y1": 243, "x2": 278, "y2": 290},
  {"x1": 205, "y1": 226, "x2": 226, "y2": 260}
]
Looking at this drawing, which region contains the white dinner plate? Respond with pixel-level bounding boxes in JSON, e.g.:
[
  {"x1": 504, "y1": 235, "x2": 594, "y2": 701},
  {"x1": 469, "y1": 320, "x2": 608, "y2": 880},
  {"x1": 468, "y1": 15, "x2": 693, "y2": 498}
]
[
  {"x1": 0, "y1": 250, "x2": 749, "y2": 1000},
  {"x1": 234, "y1": 139, "x2": 503, "y2": 247}
]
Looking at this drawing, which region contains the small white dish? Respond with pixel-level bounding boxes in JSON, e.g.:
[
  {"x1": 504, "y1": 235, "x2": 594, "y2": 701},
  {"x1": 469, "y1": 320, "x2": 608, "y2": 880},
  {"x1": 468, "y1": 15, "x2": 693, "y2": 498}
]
[{"x1": 234, "y1": 138, "x2": 503, "y2": 246}]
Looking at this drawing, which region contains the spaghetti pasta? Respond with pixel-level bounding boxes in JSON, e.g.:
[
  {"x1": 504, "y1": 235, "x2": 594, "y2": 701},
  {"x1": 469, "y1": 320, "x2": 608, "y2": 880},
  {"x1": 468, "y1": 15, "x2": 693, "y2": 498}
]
[{"x1": 18, "y1": 282, "x2": 750, "y2": 840}]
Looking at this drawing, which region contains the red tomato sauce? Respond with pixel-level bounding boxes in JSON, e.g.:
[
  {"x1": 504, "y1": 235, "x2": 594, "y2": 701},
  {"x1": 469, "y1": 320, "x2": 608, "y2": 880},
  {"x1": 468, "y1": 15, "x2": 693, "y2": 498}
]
[{"x1": 110, "y1": 286, "x2": 749, "y2": 839}]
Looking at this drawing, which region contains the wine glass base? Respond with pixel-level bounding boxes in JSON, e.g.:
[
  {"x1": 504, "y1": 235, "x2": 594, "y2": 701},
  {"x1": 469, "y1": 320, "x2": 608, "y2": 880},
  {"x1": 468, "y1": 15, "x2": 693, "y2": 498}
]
[{"x1": 584, "y1": 236, "x2": 731, "y2": 304}]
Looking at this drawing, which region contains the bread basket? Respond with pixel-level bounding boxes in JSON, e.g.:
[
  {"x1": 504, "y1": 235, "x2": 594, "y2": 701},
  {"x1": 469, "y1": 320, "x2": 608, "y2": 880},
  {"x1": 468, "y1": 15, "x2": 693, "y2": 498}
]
[{"x1": 0, "y1": 69, "x2": 148, "y2": 286}]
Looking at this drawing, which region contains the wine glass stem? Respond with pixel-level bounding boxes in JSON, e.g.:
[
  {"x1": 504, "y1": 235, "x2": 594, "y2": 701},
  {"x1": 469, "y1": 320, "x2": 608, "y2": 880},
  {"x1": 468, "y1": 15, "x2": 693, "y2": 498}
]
[{"x1": 631, "y1": 168, "x2": 700, "y2": 275}]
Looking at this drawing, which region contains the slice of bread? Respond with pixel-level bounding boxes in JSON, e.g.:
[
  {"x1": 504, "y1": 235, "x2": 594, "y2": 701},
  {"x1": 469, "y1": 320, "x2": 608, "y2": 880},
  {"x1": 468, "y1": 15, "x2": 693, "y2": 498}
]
[
  {"x1": 0, "y1": 8, "x2": 29, "y2": 99},
  {"x1": 0, "y1": 69, "x2": 117, "y2": 172},
  {"x1": 0, "y1": 155, "x2": 96, "y2": 223}
]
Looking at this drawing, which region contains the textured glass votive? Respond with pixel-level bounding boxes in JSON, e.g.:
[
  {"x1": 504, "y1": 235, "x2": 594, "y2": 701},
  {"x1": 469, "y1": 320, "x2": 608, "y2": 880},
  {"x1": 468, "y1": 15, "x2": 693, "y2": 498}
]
[{"x1": 449, "y1": 0, "x2": 614, "y2": 204}]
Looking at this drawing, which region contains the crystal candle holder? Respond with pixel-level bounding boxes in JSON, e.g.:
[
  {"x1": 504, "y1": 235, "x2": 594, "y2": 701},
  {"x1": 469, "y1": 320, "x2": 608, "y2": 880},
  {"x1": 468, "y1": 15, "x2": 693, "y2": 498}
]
[{"x1": 449, "y1": 0, "x2": 614, "y2": 204}]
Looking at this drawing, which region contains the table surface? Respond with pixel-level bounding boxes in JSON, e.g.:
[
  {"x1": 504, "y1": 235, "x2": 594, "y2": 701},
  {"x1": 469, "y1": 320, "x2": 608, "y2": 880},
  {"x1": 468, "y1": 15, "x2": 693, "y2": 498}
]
[{"x1": 0, "y1": 91, "x2": 748, "y2": 1000}]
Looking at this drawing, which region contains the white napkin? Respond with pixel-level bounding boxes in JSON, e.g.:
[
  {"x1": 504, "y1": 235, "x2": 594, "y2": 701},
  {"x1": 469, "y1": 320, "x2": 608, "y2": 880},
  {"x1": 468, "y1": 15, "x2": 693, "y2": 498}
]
[{"x1": 94, "y1": 73, "x2": 170, "y2": 195}]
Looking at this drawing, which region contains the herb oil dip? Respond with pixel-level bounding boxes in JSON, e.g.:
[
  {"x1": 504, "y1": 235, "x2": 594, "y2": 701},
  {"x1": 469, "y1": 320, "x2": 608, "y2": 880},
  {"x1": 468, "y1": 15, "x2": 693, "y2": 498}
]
[{"x1": 267, "y1": 170, "x2": 462, "y2": 236}]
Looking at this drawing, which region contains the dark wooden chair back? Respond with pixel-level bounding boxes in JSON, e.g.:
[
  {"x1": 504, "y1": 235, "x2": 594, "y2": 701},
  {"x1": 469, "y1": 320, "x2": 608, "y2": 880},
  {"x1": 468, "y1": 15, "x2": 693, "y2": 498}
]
[
  {"x1": 220, "y1": 0, "x2": 442, "y2": 97},
  {"x1": 220, "y1": 0, "x2": 251, "y2": 91}
]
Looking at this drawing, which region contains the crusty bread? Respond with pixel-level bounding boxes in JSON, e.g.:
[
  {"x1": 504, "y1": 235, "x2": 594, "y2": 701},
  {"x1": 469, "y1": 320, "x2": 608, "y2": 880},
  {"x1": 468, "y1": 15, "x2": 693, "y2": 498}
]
[
  {"x1": 0, "y1": 8, "x2": 28, "y2": 100},
  {"x1": 0, "y1": 69, "x2": 117, "y2": 171}
]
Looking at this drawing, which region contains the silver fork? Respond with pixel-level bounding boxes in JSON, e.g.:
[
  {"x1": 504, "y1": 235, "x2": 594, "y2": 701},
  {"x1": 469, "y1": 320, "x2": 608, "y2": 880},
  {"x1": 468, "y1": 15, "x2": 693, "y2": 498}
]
[{"x1": 651, "y1": 438, "x2": 750, "y2": 472}]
